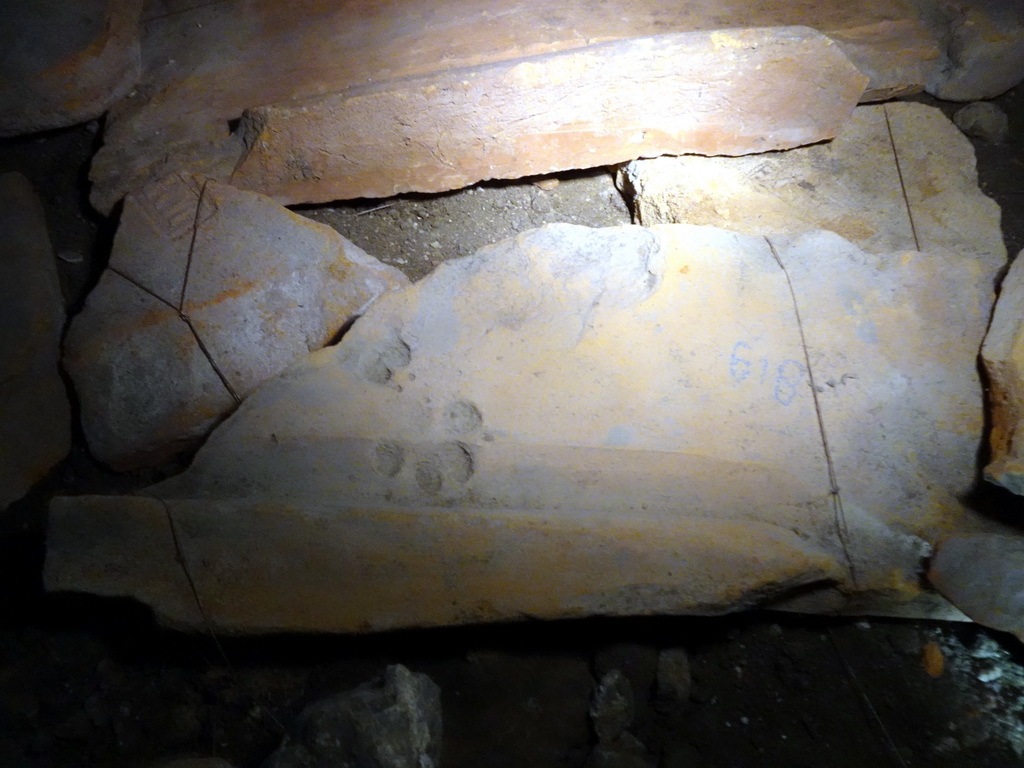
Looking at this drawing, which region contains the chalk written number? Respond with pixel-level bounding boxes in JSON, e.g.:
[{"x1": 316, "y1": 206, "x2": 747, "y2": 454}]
[{"x1": 729, "y1": 341, "x2": 805, "y2": 406}]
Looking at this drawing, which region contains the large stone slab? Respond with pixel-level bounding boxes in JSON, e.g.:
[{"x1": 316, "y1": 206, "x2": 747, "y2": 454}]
[
  {"x1": 89, "y1": 0, "x2": 939, "y2": 214},
  {"x1": 232, "y1": 27, "x2": 866, "y2": 207},
  {"x1": 64, "y1": 175, "x2": 407, "y2": 470},
  {"x1": 982, "y1": 249, "x2": 1024, "y2": 493},
  {"x1": 47, "y1": 223, "x2": 999, "y2": 631},
  {"x1": 0, "y1": 173, "x2": 70, "y2": 511},
  {"x1": 622, "y1": 102, "x2": 1005, "y2": 282},
  {"x1": 0, "y1": 0, "x2": 142, "y2": 136}
]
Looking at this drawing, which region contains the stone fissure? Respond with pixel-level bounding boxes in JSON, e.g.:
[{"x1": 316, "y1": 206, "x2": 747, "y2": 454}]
[
  {"x1": 764, "y1": 235, "x2": 858, "y2": 587},
  {"x1": 883, "y1": 102, "x2": 921, "y2": 252}
]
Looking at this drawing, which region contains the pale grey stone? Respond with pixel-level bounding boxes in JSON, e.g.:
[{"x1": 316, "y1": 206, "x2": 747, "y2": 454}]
[{"x1": 954, "y1": 101, "x2": 1010, "y2": 144}]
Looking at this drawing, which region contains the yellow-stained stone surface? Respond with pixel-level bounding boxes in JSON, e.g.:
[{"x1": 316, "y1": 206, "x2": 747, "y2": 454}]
[
  {"x1": 47, "y1": 223, "x2": 1002, "y2": 631},
  {"x1": 623, "y1": 102, "x2": 1005, "y2": 282},
  {"x1": 64, "y1": 175, "x2": 408, "y2": 470},
  {"x1": 982, "y1": 249, "x2": 1024, "y2": 494}
]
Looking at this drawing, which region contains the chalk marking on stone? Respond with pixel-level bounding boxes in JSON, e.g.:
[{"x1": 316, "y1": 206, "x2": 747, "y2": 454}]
[
  {"x1": 882, "y1": 103, "x2": 920, "y2": 252},
  {"x1": 765, "y1": 236, "x2": 858, "y2": 586}
]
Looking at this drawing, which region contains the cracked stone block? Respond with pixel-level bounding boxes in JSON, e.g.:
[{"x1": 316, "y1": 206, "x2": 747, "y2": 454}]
[
  {"x1": 915, "y1": 0, "x2": 1024, "y2": 100},
  {"x1": 622, "y1": 102, "x2": 1005, "y2": 284},
  {"x1": 47, "y1": 223, "x2": 1000, "y2": 631},
  {"x1": 0, "y1": 173, "x2": 70, "y2": 511},
  {"x1": 982, "y1": 249, "x2": 1024, "y2": 494},
  {"x1": 64, "y1": 174, "x2": 408, "y2": 470},
  {"x1": 232, "y1": 27, "x2": 866, "y2": 207},
  {"x1": 89, "y1": 0, "x2": 933, "y2": 214},
  {"x1": 0, "y1": 0, "x2": 142, "y2": 136},
  {"x1": 954, "y1": 101, "x2": 1010, "y2": 144}
]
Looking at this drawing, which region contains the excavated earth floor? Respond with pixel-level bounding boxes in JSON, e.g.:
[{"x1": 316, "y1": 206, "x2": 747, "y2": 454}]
[{"x1": 2, "y1": 84, "x2": 1024, "y2": 767}]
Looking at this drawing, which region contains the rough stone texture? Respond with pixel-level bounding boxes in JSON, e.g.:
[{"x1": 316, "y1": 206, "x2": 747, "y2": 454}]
[
  {"x1": 981, "y1": 250, "x2": 1024, "y2": 494},
  {"x1": 89, "y1": 0, "x2": 938, "y2": 214},
  {"x1": 64, "y1": 174, "x2": 408, "y2": 470},
  {"x1": 46, "y1": 223, "x2": 1000, "y2": 631},
  {"x1": 928, "y1": 534, "x2": 1024, "y2": 642},
  {"x1": 916, "y1": 0, "x2": 1024, "y2": 100},
  {"x1": 0, "y1": 0, "x2": 142, "y2": 136},
  {"x1": 623, "y1": 102, "x2": 1005, "y2": 282},
  {"x1": 232, "y1": 27, "x2": 866, "y2": 207},
  {"x1": 0, "y1": 172, "x2": 70, "y2": 511},
  {"x1": 262, "y1": 665, "x2": 442, "y2": 768},
  {"x1": 954, "y1": 101, "x2": 1010, "y2": 144}
]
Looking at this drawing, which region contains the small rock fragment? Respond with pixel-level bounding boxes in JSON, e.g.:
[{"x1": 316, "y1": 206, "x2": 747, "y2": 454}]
[
  {"x1": 953, "y1": 102, "x2": 1009, "y2": 144},
  {"x1": 262, "y1": 664, "x2": 442, "y2": 768},
  {"x1": 655, "y1": 648, "x2": 692, "y2": 704},
  {"x1": 591, "y1": 670, "x2": 634, "y2": 744}
]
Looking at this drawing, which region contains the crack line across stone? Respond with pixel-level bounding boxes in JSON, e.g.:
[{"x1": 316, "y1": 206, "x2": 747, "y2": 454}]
[
  {"x1": 882, "y1": 102, "x2": 921, "y2": 252},
  {"x1": 764, "y1": 235, "x2": 858, "y2": 586}
]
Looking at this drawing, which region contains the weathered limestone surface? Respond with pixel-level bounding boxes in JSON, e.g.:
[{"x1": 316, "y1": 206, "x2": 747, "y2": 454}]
[
  {"x1": 982, "y1": 250, "x2": 1024, "y2": 494},
  {"x1": 623, "y1": 102, "x2": 1005, "y2": 282},
  {"x1": 916, "y1": 0, "x2": 1024, "y2": 100},
  {"x1": 47, "y1": 223, "x2": 997, "y2": 631},
  {"x1": 89, "y1": 0, "x2": 939, "y2": 214},
  {"x1": 64, "y1": 175, "x2": 408, "y2": 471},
  {"x1": 0, "y1": 0, "x2": 142, "y2": 136},
  {"x1": 0, "y1": 173, "x2": 70, "y2": 511},
  {"x1": 929, "y1": 534, "x2": 1024, "y2": 642},
  {"x1": 232, "y1": 27, "x2": 867, "y2": 206}
]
